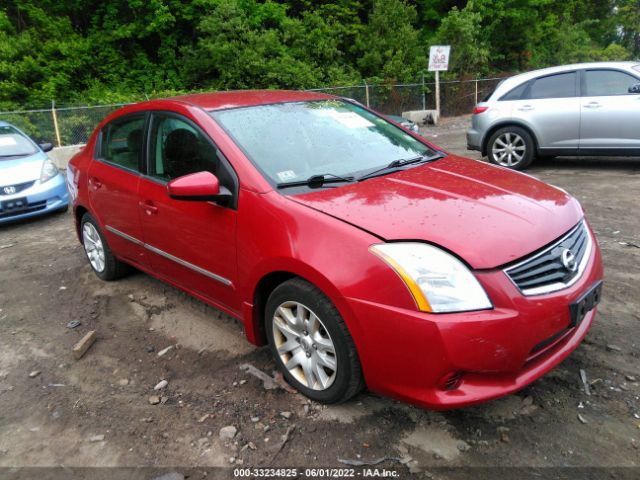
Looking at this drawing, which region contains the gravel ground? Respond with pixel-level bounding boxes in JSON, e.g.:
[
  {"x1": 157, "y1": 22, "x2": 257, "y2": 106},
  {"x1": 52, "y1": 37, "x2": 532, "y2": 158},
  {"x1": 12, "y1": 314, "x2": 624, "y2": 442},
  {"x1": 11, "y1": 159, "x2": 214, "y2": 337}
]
[{"x1": 0, "y1": 116, "x2": 639, "y2": 479}]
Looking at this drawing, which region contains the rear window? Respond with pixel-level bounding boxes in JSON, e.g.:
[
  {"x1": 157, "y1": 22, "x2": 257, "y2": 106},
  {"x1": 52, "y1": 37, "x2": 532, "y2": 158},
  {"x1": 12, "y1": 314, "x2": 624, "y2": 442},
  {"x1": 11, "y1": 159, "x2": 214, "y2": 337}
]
[
  {"x1": 499, "y1": 82, "x2": 529, "y2": 101},
  {"x1": 529, "y1": 72, "x2": 576, "y2": 99},
  {"x1": 0, "y1": 125, "x2": 37, "y2": 158}
]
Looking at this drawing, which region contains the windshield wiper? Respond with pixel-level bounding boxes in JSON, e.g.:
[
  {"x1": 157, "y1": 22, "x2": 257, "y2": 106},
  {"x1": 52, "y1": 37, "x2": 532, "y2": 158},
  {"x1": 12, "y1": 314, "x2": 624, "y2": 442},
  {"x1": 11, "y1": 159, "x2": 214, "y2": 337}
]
[
  {"x1": 277, "y1": 173, "x2": 356, "y2": 189},
  {"x1": 357, "y1": 152, "x2": 445, "y2": 182}
]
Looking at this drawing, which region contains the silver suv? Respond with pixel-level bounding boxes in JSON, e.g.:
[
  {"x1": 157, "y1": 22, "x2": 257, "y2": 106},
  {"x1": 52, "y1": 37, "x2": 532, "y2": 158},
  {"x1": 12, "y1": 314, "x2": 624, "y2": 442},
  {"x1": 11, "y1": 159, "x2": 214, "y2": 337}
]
[{"x1": 467, "y1": 62, "x2": 640, "y2": 169}]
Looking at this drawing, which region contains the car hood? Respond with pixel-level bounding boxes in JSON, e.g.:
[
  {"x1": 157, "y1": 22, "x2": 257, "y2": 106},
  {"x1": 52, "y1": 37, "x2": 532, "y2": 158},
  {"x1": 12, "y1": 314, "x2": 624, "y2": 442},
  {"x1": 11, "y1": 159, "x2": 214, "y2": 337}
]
[
  {"x1": 289, "y1": 156, "x2": 583, "y2": 269},
  {"x1": 0, "y1": 152, "x2": 47, "y2": 186}
]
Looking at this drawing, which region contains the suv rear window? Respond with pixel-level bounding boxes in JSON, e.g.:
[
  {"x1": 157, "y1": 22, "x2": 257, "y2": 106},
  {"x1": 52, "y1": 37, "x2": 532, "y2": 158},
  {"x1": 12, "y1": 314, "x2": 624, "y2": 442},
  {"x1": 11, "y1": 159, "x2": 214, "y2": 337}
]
[
  {"x1": 499, "y1": 82, "x2": 529, "y2": 101},
  {"x1": 528, "y1": 72, "x2": 576, "y2": 99}
]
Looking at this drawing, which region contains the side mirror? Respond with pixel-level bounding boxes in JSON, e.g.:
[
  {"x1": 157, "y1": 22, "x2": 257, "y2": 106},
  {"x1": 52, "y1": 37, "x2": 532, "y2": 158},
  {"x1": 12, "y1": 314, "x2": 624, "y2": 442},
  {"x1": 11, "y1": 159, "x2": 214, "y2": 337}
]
[
  {"x1": 628, "y1": 83, "x2": 640, "y2": 94},
  {"x1": 167, "y1": 171, "x2": 232, "y2": 205},
  {"x1": 39, "y1": 142, "x2": 54, "y2": 152}
]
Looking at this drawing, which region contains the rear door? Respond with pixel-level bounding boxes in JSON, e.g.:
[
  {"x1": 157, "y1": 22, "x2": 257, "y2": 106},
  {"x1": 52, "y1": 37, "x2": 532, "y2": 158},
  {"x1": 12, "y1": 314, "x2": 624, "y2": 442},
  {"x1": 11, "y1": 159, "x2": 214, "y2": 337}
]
[
  {"x1": 88, "y1": 113, "x2": 148, "y2": 266},
  {"x1": 511, "y1": 71, "x2": 580, "y2": 150},
  {"x1": 579, "y1": 68, "x2": 640, "y2": 150},
  {"x1": 137, "y1": 111, "x2": 240, "y2": 314}
]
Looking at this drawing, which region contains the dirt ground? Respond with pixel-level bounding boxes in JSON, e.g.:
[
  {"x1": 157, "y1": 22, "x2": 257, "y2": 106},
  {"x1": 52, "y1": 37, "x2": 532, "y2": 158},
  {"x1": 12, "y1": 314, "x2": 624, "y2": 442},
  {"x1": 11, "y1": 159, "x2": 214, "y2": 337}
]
[{"x1": 1, "y1": 116, "x2": 639, "y2": 479}]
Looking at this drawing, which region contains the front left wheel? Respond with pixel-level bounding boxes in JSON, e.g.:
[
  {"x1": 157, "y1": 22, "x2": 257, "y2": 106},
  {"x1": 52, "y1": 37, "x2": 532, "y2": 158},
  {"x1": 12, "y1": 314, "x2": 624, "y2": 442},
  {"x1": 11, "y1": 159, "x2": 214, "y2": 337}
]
[{"x1": 265, "y1": 278, "x2": 364, "y2": 404}]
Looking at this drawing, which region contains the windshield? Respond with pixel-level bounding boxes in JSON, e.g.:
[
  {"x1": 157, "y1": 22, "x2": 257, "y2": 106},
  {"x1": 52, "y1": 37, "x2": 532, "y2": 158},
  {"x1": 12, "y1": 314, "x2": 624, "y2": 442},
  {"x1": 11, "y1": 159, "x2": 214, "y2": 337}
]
[
  {"x1": 0, "y1": 125, "x2": 37, "y2": 158},
  {"x1": 210, "y1": 100, "x2": 437, "y2": 186}
]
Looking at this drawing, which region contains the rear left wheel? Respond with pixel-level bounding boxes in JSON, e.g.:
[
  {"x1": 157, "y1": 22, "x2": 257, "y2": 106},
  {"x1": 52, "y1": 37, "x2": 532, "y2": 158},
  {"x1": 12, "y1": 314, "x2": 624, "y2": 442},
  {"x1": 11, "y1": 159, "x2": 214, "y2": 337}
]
[
  {"x1": 81, "y1": 213, "x2": 130, "y2": 281},
  {"x1": 487, "y1": 126, "x2": 535, "y2": 170},
  {"x1": 265, "y1": 278, "x2": 364, "y2": 404}
]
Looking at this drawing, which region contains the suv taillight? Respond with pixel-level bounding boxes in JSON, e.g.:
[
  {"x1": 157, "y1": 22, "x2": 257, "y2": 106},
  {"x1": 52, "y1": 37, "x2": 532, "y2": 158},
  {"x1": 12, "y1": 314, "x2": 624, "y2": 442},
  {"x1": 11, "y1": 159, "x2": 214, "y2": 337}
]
[{"x1": 473, "y1": 106, "x2": 489, "y2": 115}]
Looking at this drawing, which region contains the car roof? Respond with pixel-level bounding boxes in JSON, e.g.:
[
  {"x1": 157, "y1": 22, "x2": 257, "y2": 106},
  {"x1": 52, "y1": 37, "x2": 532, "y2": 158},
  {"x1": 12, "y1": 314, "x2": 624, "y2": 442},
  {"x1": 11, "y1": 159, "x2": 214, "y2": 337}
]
[
  {"x1": 490, "y1": 61, "x2": 640, "y2": 100},
  {"x1": 171, "y1": 89, "x2": 336, "y2": 111}
]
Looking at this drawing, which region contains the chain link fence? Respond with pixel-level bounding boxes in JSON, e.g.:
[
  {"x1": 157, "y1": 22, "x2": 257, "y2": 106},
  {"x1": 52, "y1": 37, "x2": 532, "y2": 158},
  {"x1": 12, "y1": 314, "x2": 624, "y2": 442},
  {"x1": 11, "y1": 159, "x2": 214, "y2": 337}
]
[{"x1": 0, "y1": 77, "x2": 508, "y2": 148}]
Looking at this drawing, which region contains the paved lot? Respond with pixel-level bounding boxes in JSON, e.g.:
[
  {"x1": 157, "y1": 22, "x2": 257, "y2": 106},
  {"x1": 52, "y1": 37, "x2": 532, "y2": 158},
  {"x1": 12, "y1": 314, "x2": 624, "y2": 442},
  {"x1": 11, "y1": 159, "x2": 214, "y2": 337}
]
[{"x1": 0, "y1": 116, "x2": 639, "y2": 478}]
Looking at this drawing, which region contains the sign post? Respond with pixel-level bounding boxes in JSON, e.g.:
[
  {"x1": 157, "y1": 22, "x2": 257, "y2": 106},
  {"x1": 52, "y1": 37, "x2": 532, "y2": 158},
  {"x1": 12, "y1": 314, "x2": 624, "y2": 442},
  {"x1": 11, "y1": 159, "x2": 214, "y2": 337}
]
[{"x1": 428, "y1": 45, "x2": 450, "y2": 120}]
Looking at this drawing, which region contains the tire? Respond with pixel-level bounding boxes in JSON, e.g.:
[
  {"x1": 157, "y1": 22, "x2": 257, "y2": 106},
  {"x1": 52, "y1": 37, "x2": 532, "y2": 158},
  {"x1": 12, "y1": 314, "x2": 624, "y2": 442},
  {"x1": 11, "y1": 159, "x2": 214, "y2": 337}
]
[
  {"x1": 265, "y1": 278, "x2": 364, "y2": 404},
  {"x1": 487, "y1": 126, "x2": 535, "y2": 170},
  {"x1": 80, "y1": 213, "x2": 130, "y2": 281}
]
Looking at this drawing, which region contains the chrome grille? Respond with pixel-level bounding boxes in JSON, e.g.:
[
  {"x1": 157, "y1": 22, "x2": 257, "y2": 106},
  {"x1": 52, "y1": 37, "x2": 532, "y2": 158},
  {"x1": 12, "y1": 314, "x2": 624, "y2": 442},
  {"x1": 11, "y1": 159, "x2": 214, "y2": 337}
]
[
  {"x1": 505, "y1": 221, "x2": 591, "y2": 295},
  {"x1": 1, "y1": 180, "x2": 36, "y2": 196}
]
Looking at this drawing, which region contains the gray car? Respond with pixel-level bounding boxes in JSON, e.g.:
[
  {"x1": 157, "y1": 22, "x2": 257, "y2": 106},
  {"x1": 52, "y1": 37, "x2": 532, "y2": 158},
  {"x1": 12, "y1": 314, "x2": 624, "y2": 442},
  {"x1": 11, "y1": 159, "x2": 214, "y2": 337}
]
[{"x1": 467, "y1": 61, "x2": 640, "y2": 169}]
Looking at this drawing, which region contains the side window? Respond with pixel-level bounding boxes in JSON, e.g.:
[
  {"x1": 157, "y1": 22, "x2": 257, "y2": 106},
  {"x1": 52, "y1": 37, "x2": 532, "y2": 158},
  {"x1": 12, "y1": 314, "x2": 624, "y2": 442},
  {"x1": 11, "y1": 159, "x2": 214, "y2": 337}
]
[
  {"x1": 529, "y1": 72, "x2": 576, "y2": 99},
  {"x1": 584, "y1": 70, "x2": 639, "y2": 96},
  {"x1": 499, "y1": 81, "x2": 529, "y2": 101},
  {"x1": 99, "y1": 115, "x2": 145, "y2": 171},
  {"x1": 149, "y1": 113, "x2": 234, "y2": 191}
]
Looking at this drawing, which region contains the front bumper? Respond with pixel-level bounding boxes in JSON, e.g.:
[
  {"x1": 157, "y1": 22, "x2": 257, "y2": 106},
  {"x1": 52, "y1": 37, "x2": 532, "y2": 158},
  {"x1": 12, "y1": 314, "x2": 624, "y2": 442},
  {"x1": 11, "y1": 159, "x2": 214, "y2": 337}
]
[
  {"x1": 0, "y1": 173, "x2": 69, "y2": 224},
  {"x1": 346, "y1": 231, "x2": 603, "y2": 410}
]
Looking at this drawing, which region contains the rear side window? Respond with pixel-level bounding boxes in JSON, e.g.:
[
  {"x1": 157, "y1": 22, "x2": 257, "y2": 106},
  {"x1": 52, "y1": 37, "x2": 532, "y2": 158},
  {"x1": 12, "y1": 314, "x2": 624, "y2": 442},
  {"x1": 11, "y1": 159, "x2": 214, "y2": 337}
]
[
  {"x1": 529, "y1": 72, "x2": 576, "y2": 99},
  {"x1": 499, "y1": 82, "x2": 529, "y2": 101},
  {"x1": 99, "y1": 115, "x2": 145, "y2": 171},
  {"x1": 584, "y1": 69, "x2": 639, "y2": 96}
]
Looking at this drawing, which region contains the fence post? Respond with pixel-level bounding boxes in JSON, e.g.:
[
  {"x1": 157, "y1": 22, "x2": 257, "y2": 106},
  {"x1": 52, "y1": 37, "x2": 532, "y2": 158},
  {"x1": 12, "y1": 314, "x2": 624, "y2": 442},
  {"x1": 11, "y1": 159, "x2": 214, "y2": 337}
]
[
  {"x1": 421, "y1": 72, "x2": 426, "y2": 111},
  {"x1": 475, "y1": 79, "x2": 478, "y2": 105},
  {"x1": 364, "y1": 80, "x2": 370, "y2": 108},
  {"x1": 51, "y1": 100, "x2": 62, "y2": 148}
]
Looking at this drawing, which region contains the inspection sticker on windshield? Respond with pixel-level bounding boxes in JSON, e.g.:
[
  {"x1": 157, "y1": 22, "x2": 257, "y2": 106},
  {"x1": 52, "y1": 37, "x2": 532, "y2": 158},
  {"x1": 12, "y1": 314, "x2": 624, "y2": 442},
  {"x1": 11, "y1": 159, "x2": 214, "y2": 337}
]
[
  {"x1": 276, "y1": 170, "x2": 297, "y2": 181},
  {"x1": 315, "y1": 109, "x2": 374, "y2": 129},
  {"x1": 0, "y1": 137, "x2": 17, "y2": 146}
]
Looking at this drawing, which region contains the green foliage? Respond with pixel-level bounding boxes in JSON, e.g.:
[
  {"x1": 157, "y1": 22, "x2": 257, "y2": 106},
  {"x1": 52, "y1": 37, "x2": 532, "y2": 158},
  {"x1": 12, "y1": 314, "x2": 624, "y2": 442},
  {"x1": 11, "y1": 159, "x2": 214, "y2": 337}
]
[
  {"x1": 0, "y1": 0, "x2": 637, "y2": 110},
  {"x1": 434, "y1": 6, "x2": 489, "y2": 76}
]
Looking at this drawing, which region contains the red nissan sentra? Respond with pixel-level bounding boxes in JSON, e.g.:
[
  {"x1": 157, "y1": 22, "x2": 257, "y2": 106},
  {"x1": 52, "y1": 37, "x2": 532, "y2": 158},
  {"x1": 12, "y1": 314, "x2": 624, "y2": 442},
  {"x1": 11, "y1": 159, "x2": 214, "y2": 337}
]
[{"x1": 67, "y1": 91, "x2": 603, "y2": 409}]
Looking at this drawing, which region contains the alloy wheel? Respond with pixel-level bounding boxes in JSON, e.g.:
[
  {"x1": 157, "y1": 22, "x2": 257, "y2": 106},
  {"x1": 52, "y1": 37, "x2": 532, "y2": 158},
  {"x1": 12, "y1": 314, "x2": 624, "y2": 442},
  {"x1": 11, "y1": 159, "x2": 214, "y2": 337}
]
[
  {"x1": 82, "y1": 222, "x2": 106, "y2": 273},
  {"x1": 272, "y1": 301, "x2": 337, "y2": 390},
  {"x1": 492, "y1": 132, "x2": 526, "y2": 167}
]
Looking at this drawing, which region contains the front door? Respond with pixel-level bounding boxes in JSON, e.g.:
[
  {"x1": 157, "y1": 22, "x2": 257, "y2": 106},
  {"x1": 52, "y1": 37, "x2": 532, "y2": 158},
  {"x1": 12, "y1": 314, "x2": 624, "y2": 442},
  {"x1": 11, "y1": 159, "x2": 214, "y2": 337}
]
[
  {"x1": 579, "y1": 68, "x2": 640, "y2": 150},
  {"x1": 138, "y1": 112, "x2": 240, "y2": 314},
  {"x1": 88, "y1": 113, "x2": 147, "y2": 266}
]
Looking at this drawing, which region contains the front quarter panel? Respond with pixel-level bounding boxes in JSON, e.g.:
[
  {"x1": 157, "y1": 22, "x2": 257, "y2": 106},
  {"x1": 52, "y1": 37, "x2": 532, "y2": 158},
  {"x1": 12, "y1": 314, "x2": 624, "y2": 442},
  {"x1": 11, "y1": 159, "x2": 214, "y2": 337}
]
[{"x1": 236, "y1": 189, "x2": 419, "y2": 378}]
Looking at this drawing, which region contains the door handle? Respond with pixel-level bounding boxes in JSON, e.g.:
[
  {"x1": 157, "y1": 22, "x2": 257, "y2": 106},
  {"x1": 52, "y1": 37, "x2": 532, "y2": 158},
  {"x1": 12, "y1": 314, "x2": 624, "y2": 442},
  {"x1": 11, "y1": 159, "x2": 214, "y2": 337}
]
[
  {"x1": 584, "y1": 102, "x2": 601, "y2": 109},
  {"x1": 139, "y1": 201, "x2": 158, "y2": 215},
  {"x1": 88, "y1": 177, "x2": 102, "y2": 190},
  {"x1": 517, "y1": 105, "x2": 534, "y2": 111}
]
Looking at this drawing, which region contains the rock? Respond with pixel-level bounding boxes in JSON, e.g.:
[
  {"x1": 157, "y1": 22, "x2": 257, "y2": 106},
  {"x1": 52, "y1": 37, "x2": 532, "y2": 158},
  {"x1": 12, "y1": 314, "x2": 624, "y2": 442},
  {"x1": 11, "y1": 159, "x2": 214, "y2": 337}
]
[
  {"x1": 219, "y1": 425, "x2": 237, "y2": 440},
  {"x1": 118, "y1": 378, "x2": 129, "y2": 386},
  {"x1": 606, "y1": 344, "x2": 622, "y2": 352},
  {"x1": 157, "y1": 345, "x2": 173, "y2": 357},
  {"x1": 160, "y1": 396, "x2": 169, "y2": 404},
  {"x1": 66, "y1": 320, "x2": 81, "y2": 329},
  {"x1": 145, "y1": 345, "x2": 155, "y2": 353},
  {"x1": 577, "y1": 413, "x2": 588, "y2": 424},
  {"x1": 303, "y1": 405, "x2": 310, "y2": 415},
  {"x1": 198, "y1": 414, "x2": 210, "y2": 423},
  {"x1": 89, "y1": 434, "x2": 105, "y2": 442},
  {"x1": 280, "y1": 411, "x2": 292, "y2": 419},
  {"x1": 248, "y1": 441, "x2": 257, "y2": 450},
  {"x1": 251, "y1": 416, "x2": 260, "y2": 423},
  {"x1": 149, "y1": 395, "x2": 161, "y2": 405},
  {"x1": 497, "y1": 426, "x2": 510, "y2": 443},
  {"x1": 229, "y1": 457, "x2": 235, "y2": 464},
  {"x1": 154, "y1": 380, "x2": 168, "y2": 390},
  {"x1": 29, "y1": 370, "x2": 41, "y2": 378},
  {"x1": 626, "y1": 375, "x2": 636, "y2": 382},
  {"x1": 457, "y1": 441, "x2": 470, "y2": 452}
]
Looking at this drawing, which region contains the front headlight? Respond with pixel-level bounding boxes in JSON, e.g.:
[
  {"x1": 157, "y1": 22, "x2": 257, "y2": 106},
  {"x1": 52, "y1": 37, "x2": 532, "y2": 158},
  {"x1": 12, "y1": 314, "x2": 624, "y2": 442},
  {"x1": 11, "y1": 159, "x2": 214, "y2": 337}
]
[
  {"x1": 40, "y1": 159, "x2": 58, "y2": 183},
  {"x1": 370, "y1": 242, "x2": 492, "y2": 313}
]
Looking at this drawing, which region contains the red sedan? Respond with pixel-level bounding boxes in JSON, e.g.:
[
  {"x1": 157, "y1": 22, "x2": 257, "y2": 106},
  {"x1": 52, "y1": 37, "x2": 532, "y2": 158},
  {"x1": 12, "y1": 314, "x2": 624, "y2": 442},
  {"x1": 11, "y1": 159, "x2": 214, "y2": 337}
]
[{"x1": 67, "y1": 91, "x2": 603, "y2": 409}]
